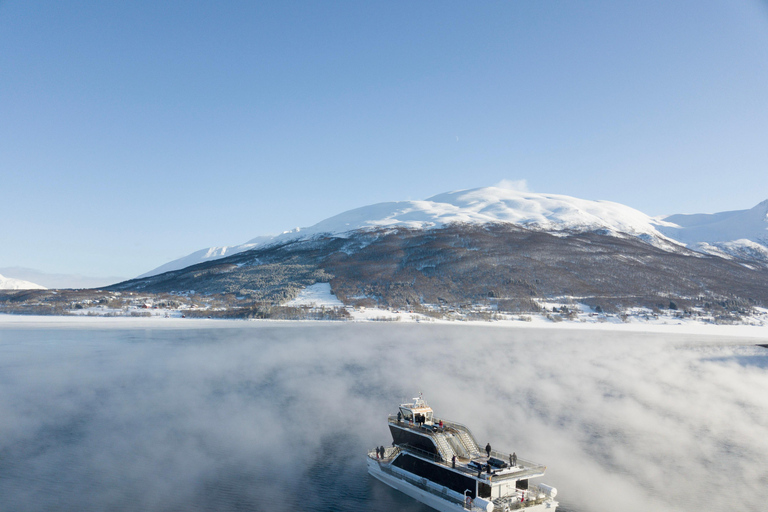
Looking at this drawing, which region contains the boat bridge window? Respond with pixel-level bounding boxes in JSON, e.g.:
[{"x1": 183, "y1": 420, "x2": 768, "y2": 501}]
[{"x1": 399, "y1": 408, "x2": 413, "y2": 421}]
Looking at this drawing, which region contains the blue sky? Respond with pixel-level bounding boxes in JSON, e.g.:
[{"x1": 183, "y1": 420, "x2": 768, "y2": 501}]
[{"x1": 2, "y1": 0, "x2": 768, "y2": 280}]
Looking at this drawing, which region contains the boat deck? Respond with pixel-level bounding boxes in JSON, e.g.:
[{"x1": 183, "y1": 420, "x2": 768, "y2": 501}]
[
  {"x1": 368, "y1": 448, "x2": 554, "y2": 510},
  {"x1": 377, "y1": 416, "x2": 547, "y2": 483}
]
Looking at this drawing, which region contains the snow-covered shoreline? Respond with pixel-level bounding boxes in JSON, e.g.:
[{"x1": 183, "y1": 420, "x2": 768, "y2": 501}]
[{"x1": 4, "y1": 283, "x2": 768, "y2": 338}]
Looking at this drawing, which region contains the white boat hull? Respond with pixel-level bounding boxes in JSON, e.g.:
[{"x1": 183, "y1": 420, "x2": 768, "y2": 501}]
[{"x1": 367, "y1": 458, "x2": 557, "y2": 512}]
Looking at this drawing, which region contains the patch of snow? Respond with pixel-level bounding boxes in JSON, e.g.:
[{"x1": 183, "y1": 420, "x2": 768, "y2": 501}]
[
  {"x1": 346, "y1": 307, "x2": 433, "y2": 322},
  {"x1": 284, "y1": 283, "x2": 344, "y2": 308},
  {"x1": 690, "y1": 239, "x2": 768, "y2": 265}
]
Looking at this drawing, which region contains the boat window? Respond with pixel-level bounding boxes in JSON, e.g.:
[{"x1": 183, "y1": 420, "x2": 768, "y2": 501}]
[
  {"x1": 399, "y1": 407, "x2": 413, "y2": 421},
  {"x1": 425, "y1": 411, "x2": 433, "y2": 422}
]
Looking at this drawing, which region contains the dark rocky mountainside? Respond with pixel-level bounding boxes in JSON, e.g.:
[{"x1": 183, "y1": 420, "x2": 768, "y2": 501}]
[{"x1": 105, "y1": 223, "x2": 768, "y2": 316}]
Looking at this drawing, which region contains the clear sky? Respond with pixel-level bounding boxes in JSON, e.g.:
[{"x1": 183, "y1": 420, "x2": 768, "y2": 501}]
[{"x1": 2, "y1": 0, "x2": 768, "y2": 280}]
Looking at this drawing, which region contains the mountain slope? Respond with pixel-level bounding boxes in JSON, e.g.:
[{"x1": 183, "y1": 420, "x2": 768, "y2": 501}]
[
  {"x1": 137, "y1": 236, "x2": 273, "y2": 278},
  {"x1": 110, "y1": 224, "x2": 768, "y2": 316},
  {"x1": 140, "y1": 186, "x2": 681, "y2": 278}
]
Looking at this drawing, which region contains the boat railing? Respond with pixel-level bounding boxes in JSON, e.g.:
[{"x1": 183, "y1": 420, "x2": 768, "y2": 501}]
[
  {"x1": 398, "y1": 443, "x2": 445, "y2": 464},
  {"x1": 492, "y1": 483, "x2": 554, "y2": 510},
  {"x1": 388, "y1": 415, "x2": 450, "y2": 436},
  {"x1": 488, "y1": 449, "x2": 546, "y2": 475},
  {"x1": 368, "y1": 445, "x2": 401, "y2": 460},
  {"x1": 396, "y1": 444, "x2": 501, "y2": 482},
  {"x1": 438, "y1": 418, "x2": 477, "y2": 438},
  {"x1": 388, "y1": 415, "x2": 481, "y2": 451},
  {"x1": 387, "y1": 415, "x2": 473, "y2": 432}
]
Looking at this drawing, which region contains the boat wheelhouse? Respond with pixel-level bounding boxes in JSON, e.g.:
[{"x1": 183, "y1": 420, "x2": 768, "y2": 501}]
[{"x1": 367, "y1": 394, "x2": 558, "y2": 512}]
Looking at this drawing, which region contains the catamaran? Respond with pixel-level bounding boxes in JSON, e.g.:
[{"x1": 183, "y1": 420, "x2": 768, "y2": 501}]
[{"x1": 367, "y1": 394, "x2": 558, "y2": 512}]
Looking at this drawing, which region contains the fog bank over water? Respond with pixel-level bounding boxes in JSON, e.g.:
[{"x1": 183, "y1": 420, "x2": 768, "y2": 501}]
[{"x1": 0, "y1": 323, "x2": 766, "y2": 511}]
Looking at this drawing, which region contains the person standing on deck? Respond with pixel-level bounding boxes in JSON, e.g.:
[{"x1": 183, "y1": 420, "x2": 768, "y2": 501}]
[{"x1": 485, "y1": 443, "x2": 491, "y2": 457}]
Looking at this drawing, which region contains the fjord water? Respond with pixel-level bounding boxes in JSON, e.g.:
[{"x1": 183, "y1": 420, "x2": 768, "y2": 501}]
[{"x1": 1, "y1": 322, "x2": 766, "y2": 512}]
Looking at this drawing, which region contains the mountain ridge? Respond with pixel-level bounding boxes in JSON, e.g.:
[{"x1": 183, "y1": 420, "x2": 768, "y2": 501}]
[
  {"x1": 141, "y1": 186, "x2": 695, "y2": 278},
  {"x1": 140, "y1": 186, "x2": 768, "y2": 278}
]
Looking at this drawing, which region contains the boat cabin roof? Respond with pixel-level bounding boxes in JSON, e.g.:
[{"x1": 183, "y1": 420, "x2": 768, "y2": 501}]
[{"x1": 399, "y1": 394, "x2": 433, "y2": 416}]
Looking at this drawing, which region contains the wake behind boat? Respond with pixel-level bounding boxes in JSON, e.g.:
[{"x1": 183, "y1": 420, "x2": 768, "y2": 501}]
[{"x1": 367, "y1": 394, "x2": 558, "y2": 512}]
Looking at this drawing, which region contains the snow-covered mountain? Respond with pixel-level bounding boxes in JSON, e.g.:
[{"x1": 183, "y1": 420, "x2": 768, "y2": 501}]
[
  {"x1": 657, "y1": 200, "x2": 768, "y2": 264},
  {"x1": 140, "y1": 187, "x2": 681, "y2": 277},
  {"x1": 139, "y1": 186, "x2": 768, "y2": 278},
  {"x1": 0, "y1": 274, "x2": 46, "y2": 290}
]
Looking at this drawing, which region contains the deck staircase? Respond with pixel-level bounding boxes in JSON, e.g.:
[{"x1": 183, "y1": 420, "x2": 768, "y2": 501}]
[
  {"x1": 456, "y1": 429, "x2": 481, "y2": 456},
  {"x1": 430, "y1": 420, "x2": 483, "y2": 462},
  {"x1": 432, "y1": 433, "x2": 456, "y2": 461},
  {"x1": 446, "y1": 434, "x2": 470, "y2": 458},
  {"x1": 440, "y1": 420, "x2": 481, "y2": 457}
]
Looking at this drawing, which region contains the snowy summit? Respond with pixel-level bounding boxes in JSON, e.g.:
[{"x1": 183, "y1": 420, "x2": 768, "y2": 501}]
[
  {"x1": 299, "y1": 187, "x2": 676, "y2": 239},
  {"x1": 140, "y1": 186, "x2": 768, "y2": 278}
]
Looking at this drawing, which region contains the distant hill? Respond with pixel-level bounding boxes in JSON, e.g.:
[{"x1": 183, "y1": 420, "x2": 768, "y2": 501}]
[
  {"x1": 0, "y1": 273, "x2": 46, "y2": 290},
  {"x1": 0, "y1": 267, "x2": 127, "y2": 289}
]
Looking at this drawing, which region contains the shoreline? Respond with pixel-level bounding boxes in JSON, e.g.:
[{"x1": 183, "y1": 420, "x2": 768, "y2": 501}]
[{"x1": 2, "y1": 312, "x2": 768, "y2": 340}]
